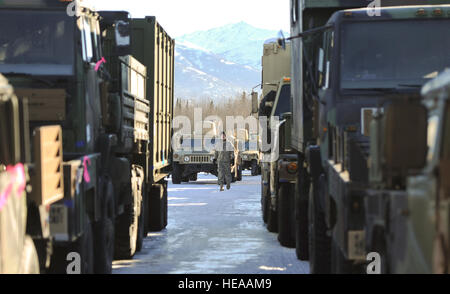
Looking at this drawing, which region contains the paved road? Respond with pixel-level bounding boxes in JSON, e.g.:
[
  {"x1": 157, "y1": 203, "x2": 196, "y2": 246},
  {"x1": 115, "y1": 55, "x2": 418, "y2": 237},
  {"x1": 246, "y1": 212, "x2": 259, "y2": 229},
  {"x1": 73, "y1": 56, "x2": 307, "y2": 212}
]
[{"x1": 113, "y1": 172, "x2": 310, "y2": 274}]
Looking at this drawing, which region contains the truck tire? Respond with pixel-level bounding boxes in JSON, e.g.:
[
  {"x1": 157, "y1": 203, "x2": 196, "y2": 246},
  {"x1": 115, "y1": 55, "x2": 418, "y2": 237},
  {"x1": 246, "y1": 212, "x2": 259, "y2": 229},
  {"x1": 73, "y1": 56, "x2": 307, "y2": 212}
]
[
  {"x1": 189, "y1": 173, "x2": 198, "y2": 182},
  {"x1": 277, "y1": 183, "x2": 296, "y2": 247},
  {"x1": 78, "y1": 215, "x2": 94, "y2": 274},
  {"x1": 94, "y1": 177, "x2": 115, "y2": 274},
  {"x1": 94, "y1": 217, "x2": 114, "y2": 273},
  {"x1": 261, "y1": 183, "x2": 269, "y2": 223},
  {"x1": 114, "y1": 184, "x2": 139, "y2": 260},
  {"x1": 308, "y1": 182, "x2": 331, "y2": 274},
  {"x1": 142, "y1": 182, "x2": 150, "y2": 238},
  {"x1": 267, "y1": 191, "x2": 278, "y2": 233},
  {"x1": 149, "y1": 181, "x2": 168, "y2": 231},
  {"x1": 19, "y1": 236, "x2": 40, "y2": 274},
  {"x1": 295, "y1": 167, "x2": 309, "y2": 260},
  {"x1": 136, "y1": 189, "x2": 145, "y2": 252},
  {"x1": 251, "y1": 160, "x2": 258, "y2": 176},
  {"x1": 172, "y1": 162, "x2": 182, "y2": 184},
  {"x1": 267, "y1": 205, "x2": 278, "y2": 233}
]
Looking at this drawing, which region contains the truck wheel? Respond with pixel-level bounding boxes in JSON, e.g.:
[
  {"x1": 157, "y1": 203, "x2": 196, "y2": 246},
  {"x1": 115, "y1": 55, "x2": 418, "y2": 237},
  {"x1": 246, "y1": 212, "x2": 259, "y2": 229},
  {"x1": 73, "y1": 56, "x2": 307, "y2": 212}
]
[
  {"x1": 261, "y1": 180, "x2": 270, "y2": 223},
  {"x1": 295, "y1": 167, "x2": 309, "y2": 260},
  {"x1": 308, "y1": 182, "x2": 331, "y2": 274},
  {"x1": 172, "y1": 162, "x2": 182, "y2": 184},
  {"x1": 267, "y1": 205, "x2": 278, "y2": 233},
  {"x1": 94, "y1": 217, "x2": 114, "y2": 273},
  {"x1": 277, "y1": 183, "x2": 296, "y2": 248},
  {"x1": 149, "y1": 181, "x2": 168, "y2": 231},
  {"x1": 19, "y1": 236, "x2": 40, "y2": 274},
  {"x1": 136, "y1": 185, "x2": 146, "y2": 252},
  {"x1": 114, "y1": 186, "x2": 139, "y2": 260},
  {"x1": 94, "y1": 177, "x2": 115, "y2": 274},
  {"x1": 189, "y1": 173, "x2": 198, "y2": 182},
  {"x1": 267, "y1": 193, "x2": 278, "y2": 233},
  {"x1": 251, "y1": 160, "x2": 258, "y2": 176}
]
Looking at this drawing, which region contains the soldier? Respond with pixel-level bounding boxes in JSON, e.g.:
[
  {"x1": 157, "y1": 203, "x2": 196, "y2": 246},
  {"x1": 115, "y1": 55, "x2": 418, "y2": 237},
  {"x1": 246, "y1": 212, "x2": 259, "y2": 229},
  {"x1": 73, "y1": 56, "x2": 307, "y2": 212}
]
[{"x1": 215, "y1": 132, "x2": 234, "y2": 191}]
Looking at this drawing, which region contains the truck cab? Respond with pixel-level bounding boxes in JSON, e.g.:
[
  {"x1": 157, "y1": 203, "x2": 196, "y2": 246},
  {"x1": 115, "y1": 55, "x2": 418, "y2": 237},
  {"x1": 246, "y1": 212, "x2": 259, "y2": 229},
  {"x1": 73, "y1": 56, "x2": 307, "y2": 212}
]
[{"x1": 288, "y1": 1, "x2": 450, "y2": 273}]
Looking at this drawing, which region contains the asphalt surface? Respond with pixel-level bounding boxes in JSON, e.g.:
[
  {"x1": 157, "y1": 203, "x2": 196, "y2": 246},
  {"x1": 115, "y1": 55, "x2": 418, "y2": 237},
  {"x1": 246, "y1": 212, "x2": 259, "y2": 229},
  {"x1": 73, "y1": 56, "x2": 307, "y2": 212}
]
[{"x1": 112, "y1": 172, "x2": 310, "y2": 274}]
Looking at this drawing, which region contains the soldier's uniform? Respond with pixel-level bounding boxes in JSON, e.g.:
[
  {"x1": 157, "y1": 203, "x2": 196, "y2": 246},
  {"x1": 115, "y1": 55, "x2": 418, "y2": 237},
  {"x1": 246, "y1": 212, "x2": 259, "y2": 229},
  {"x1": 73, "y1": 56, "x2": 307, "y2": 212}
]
[{"x1": 215, "y1": 140, "x2": 234, "y2": 189}]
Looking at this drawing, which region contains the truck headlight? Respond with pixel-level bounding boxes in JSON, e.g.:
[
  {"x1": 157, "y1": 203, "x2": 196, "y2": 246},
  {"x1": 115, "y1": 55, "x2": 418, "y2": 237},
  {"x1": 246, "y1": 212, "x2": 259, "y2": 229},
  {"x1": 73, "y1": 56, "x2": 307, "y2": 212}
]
[{"x1": 184, "y1": 156, "x2": 190, "y2": 162}]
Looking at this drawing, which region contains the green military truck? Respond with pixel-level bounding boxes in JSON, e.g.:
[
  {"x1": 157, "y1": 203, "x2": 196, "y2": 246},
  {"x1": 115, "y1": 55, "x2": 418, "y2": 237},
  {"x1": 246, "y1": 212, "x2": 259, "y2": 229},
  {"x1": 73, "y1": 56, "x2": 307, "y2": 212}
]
[
  {"x1": 172, "y1": 135, "x2": 217, "y2": 184},
  {"x1": 239, "y1": 130, "x2": 260, "y2": 176},
  {"x1": 364, "y1": 70, "x2": 450, "y2": 274},
  {"x1": 287, "y1": 1, "x2": 450, "y2": 273},
  {"x1": 258, "y1": 40, "x2": 299, "y2": 247},
  {"x1": 0, "y1": 1, "x2": 174, "y2": 273},
  {"x1": 172, "y1": 120, "x2": 242, "y2": 184},
  {"x1": 0, "y1": 74, "x2": 47, "y2": 274}
]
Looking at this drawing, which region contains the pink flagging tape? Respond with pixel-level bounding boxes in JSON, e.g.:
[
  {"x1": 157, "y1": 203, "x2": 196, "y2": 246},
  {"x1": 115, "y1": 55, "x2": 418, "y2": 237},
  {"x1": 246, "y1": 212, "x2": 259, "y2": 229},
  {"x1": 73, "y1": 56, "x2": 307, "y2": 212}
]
[
  {"x1": 0, "y1": 163, "x2": 26, "y2": 211},
  {"x1": 83, "y1": 156, "x2": 91, "y2": 183},
  {"x1": 95, "y1": 57, "x2": 106, "y2": 72}
]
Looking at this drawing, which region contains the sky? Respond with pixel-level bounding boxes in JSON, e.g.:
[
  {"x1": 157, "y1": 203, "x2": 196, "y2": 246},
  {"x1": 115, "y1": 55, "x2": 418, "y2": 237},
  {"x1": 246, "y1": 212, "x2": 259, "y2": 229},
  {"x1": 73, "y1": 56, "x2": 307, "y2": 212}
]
[{"x1": 92, "y1": 0, "x2": 290, "y2": 37}]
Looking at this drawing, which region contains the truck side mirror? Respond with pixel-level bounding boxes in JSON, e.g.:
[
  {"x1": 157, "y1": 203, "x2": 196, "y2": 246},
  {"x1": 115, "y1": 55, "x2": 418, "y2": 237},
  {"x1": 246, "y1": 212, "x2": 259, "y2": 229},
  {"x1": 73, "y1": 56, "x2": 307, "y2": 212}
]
[
  {"x1": 277, "y1": 30, "x2": 286, "y2": 50},
  {"x1": 251, "y1": 92, "x2": 259, "y2": 114}
]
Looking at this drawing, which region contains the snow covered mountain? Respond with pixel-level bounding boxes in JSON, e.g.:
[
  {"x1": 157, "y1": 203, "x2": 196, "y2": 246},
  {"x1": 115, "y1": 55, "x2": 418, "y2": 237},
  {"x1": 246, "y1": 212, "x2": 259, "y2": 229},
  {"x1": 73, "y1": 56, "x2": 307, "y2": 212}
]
[
  {"x1": 174, "y1": 22, "x2": 287, "y2": 101},
  {"x1": 178, "y1": 22, "x2": 286, "y2": 69}
]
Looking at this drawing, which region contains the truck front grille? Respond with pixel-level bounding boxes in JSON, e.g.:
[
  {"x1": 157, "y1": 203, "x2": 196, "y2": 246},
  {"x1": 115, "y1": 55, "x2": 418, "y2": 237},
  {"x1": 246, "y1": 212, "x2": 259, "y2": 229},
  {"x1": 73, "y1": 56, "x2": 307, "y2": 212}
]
[{"x1": 189, "y1": 155, "x2": 211, "y2": 163}]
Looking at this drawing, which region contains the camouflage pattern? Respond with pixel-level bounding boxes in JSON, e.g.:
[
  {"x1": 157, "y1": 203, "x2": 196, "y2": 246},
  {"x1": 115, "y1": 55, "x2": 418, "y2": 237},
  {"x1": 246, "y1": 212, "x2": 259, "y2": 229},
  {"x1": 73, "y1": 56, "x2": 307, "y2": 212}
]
[{"x1": 215, "y1": 140, "x2": 234, "y2": 186}]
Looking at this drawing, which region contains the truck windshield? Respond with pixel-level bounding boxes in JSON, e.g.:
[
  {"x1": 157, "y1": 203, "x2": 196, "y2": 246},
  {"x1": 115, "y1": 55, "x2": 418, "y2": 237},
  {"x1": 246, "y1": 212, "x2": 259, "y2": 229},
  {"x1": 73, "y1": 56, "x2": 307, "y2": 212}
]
[
  {"x1": 0, "y1": 10, "x2": 74, "y2": 76},
  {"x1": 341, "y1": 19, "x2": 450, "y2": 90},
  {"x1": 273, "y1": 84, "x2": 291, "y2": 117}
]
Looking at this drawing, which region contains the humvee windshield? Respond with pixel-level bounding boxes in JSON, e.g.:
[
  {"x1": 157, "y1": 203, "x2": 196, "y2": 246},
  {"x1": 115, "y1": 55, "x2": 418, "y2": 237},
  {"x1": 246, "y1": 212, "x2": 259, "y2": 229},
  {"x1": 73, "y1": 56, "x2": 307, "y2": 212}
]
[
  {"x1": 180, "y1": 138, "x2": 216, "y2": 152},
  {"x1": 341, "y1": 19, "x2": 450, "y2": 90},
  {"x1": 0, "y1": 11, "x2": 74, "y2": 76}
]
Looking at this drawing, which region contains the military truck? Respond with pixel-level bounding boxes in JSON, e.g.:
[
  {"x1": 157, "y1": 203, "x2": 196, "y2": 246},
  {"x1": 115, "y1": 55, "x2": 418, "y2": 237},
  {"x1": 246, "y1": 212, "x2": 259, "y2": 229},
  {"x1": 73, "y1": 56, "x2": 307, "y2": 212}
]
[
  {"x1": 239, "y1": 130, "x2": 260, "y2": 176},
  {"x1": 258, "y1": 40, "x2": 299, "y2": 247},
  {"x1": 172, "y1": 122, "x2": 242, "y2": 184},
  {"x1": 364, "y1": 70, "x2": 450, "y2": 274},
  {"x1": 0, "y1": 1, "x2": 174, "y2": 273},
  {"x1": 0, "y1": 74, "x2": 44, "y2": 274},
  {"x1": 287, "y1": 1, "x2": 450, "y2": 273},
  {"x1": 172, "y1": 134, "x2": 217, "y2": 184},
  {"x1": 100, "y1": 10, "x2": 174, "y2": 242}
]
